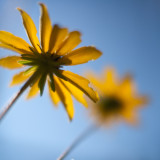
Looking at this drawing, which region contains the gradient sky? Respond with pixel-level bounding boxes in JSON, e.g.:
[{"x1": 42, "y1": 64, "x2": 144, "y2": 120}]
[{"x1": 0, "y1": 0, "x2": 160, "y2": 160}]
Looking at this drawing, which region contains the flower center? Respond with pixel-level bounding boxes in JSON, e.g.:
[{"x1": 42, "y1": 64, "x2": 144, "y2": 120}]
[
  {"x1": 19, "y1": 52, "x2": 63, "y2": 95},
  {"x1": 99, "y1": 96, "x2": 123, "y2": 113},
  {"x1": 20, "y1": 52, "x2": 62, "y2": 73}
]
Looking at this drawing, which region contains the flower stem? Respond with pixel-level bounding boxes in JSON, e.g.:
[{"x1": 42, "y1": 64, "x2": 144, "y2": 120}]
[
  {"x1": 57, "y1": 124, "x2": 97, "y2": 160},
  {"x1": 0, "y1": 72, "x2": 38, "y2": 122}
]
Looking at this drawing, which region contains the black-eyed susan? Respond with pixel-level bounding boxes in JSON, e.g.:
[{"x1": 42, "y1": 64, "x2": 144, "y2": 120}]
[
  {"x1": 87, "y1": 68, "x2": 148, "y2": 125},
  {"x1": 0, "y1": 3, "x2": 102, "y2": 121},
  {"x1": 57, "y1": 68, "x2": 148, "y2": 160}
]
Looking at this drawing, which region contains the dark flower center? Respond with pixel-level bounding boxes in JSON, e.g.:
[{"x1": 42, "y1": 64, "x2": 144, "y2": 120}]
[
  {"x1": 20, "y1": 52, "x2": 62, "y2": 71},
  {"x1": 99, "y1": 96, "x2": 123, "y2": 113},
  {"x1": 19, "y1": 51, "x2": 64, "y2": 96}
]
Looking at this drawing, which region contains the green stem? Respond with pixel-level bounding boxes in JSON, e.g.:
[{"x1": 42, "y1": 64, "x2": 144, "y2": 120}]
[
  {"x1": 0, "y1": 72, "x2": 39, "y2": 122},
  {"x1": 57, "y1": 124, "x2": 97, "y2": 160}
]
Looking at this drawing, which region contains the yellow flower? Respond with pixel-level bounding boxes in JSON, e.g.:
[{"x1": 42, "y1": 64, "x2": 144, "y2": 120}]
[
  {"x1": 87, "y1": 68, "x2": 148, "y2": 125},
  {"x1": 0, "y1": 3, "x2": 102, "y2": 120}
]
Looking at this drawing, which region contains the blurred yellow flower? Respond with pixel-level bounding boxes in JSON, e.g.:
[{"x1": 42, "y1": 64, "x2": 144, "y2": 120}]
[
  {"x1": 87, "y1": 68, "x2": 148, "y2": 125},
  {"x1": 0, "y1": 3, "x2": 102, "y2": 120}
]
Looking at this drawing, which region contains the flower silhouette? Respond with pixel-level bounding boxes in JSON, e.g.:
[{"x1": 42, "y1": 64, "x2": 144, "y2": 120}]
[
  {"x1": 87, "y1": 68, "x2": 148, "y2": 125},
  {"x1": 0, "y1": 3, "x2": 102, "y2": 120}
]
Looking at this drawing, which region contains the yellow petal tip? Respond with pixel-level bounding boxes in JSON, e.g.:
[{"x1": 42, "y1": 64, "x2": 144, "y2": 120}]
[
  {"x1": 38, "y1": 2, "x2": 44, "y2": 7},
  {"x1": 9, "y1": 82, "x2": 16, "y2": 87},
  {"x1": 26, "y1": 94, "x2": 32, "y2": 100},
  {"x1": 17, "y1": 7, "x2": 22, "y2": 12},
  {"x1": 83, "y1": 102, "x2": 88, "y2": 108},
  {"x1": 9, "y1": 83, "x2": 13, "y2": 87},
  {"x1": 68, "y1": 116, "x2": 73, "y2": 122},
  {"x1": 92, "y1": 47, "x2": 103, "y2": 59}
]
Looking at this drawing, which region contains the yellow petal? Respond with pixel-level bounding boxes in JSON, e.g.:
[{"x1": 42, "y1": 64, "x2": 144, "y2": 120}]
[
  {"x1": 0, "y1": 31, "x2": 32, "y2": 54},
  {"x1": 0, "y1": 43, "x2": 31, "y2": 55},
  {"x1": 39, "y1": 3, "x2": 52, "y2": 52},
  {"x1": 54, "y1": 76, "x2": 74, "y2": 120},
  {"x1": 49, "y1": 24, "x2": 68, "y2": 53},
  {"x1": 57, "y1": 31, "x2": 81, "y2": 56},
  {"x1": 0, "y1": 56, "x2": 23, "y2": 69},
  {"x1": 86, "y1": 72, "x2": 104, "y2": 93},
  {"x1": 17, "y1": 8, "x2": 41, "y2": 53},
  {"x1": 118, "y1": 75, "x2": 134, "y2": 99},
  {"x1": 59, "y1": 70, "x2": 99, "y2": 103},
  {"x1": 10, "y1": 71, "x2": 32, "y2": 86},
  {"x1": 26, "y1": 80, "x2": 39, "y2": 99},
  {"x1": 48, "y1": 79, "x2": 60, "y2": 107},
  {"x1": 130, "y1": 96, "x2": 148, "y2": 108},
  {"x1": 58, "y1": 46, "x2": 102, "y2": 65},
  {"x1": 122, "y1": 109, "x2": 138, "y2": 125},
  {"x1": 60, "y1": 78, "x2": 88, "y2": 107},
  {"x1": 103, "y1": 68, "x2": 118, "y2": 95}
]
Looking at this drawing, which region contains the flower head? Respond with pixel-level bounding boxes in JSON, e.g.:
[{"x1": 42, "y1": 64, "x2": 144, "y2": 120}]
[
  {"x1": 0, "y1": 3, "x2": 102, "y2": 120},
  {"x1": 87, "y1": 68, "x2": 148, "y2": 126}
]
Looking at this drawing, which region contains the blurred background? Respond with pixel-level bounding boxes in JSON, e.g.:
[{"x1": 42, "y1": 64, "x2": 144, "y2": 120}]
[{"x1": 0, "y1": 0, "x2": 160, "y2": 159}]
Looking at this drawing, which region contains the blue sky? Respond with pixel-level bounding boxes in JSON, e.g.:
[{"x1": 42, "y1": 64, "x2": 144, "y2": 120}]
[{"x1": 0, "y1": 0, "x2": 160, "y2": 159}]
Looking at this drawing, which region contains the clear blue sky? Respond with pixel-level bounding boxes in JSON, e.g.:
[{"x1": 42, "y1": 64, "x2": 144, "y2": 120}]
[{"x1": 0, "y1": 0, "x2": 160, "y2": 159}]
